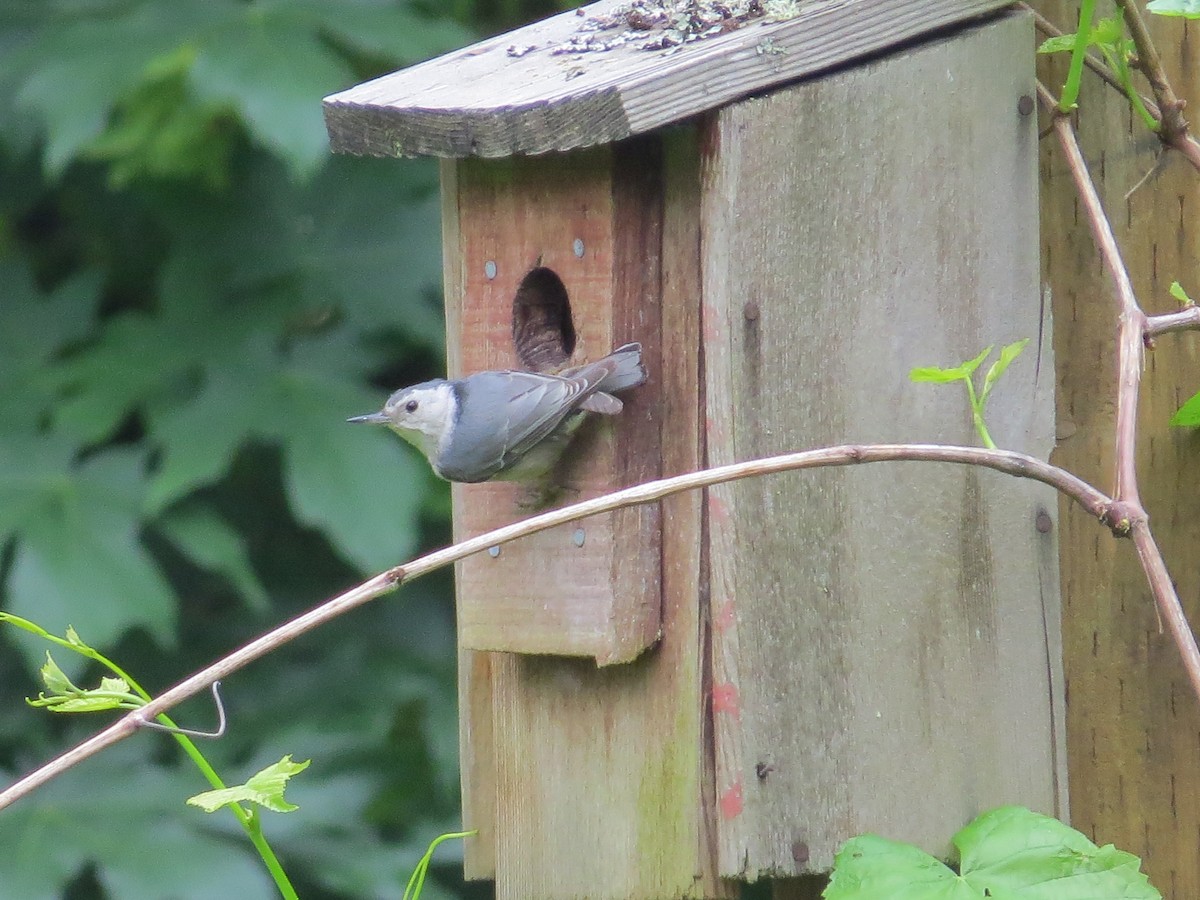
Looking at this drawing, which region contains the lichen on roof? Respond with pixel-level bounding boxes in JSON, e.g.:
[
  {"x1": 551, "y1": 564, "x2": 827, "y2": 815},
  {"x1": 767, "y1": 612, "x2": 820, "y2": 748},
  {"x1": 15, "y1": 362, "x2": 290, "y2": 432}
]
[{"x1": 520, "y1": 0, "x2": 802, "y2": 57}]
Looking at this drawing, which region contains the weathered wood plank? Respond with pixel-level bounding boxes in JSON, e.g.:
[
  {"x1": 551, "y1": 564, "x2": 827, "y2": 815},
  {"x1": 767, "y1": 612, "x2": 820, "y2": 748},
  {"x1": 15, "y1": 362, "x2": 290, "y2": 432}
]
[
  {"x1": 485, "y1": 133, "x2": 735, "y2": 899},
  {"x1": 446, "y1": 146, "x2": 661, "y2": 665},
  {"x1": 442, "y1": 157, "x2": 498, "y2": 879},
  {"x1": 324, "y1": 0, "x2": 1012, "y2": 159},
  {"x1": 701, "y1": 13, "x2": 1064, "y2": 877},
  {"x1": 1034, "y1": 3, "x2": 1200, "y2": 897}
]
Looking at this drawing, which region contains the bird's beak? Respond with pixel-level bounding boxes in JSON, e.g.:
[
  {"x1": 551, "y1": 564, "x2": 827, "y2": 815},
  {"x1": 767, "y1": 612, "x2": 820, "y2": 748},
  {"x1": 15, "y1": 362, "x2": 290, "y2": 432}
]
[{"x1": 347, "y1": 412, "x2": 389, "y2": 425}]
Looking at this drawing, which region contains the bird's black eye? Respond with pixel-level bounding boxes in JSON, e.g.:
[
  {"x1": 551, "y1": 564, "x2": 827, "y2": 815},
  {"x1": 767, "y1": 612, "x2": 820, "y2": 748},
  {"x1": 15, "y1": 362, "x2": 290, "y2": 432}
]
[{"x1": 405, "y1": 400, "x2": 419, "y2": 413}]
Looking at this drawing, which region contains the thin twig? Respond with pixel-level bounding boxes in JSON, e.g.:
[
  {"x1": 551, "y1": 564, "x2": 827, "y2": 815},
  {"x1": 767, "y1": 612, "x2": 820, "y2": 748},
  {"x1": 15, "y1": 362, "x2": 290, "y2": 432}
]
[
  {"x1": 1037, "y1": 82, "x2": 1147, "y2": 506},
  {"x1": 1146, "y1": 305, "x2": 1200, "y2": 337},
  {"x1": 1130, "y1": 521, "x2": 1200, "y2": 700},
  {"x1": 0, "y1": 443, "x2": 1115, "y2": 812}
]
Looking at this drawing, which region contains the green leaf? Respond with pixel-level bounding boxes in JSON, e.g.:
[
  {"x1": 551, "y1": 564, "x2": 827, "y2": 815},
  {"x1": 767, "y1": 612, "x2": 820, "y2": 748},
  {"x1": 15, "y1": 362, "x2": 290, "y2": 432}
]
[
  {"x1": 909, "y1": 366, "x2": 970, "y2": 384},
  {"x1": 1090, "y1": 15, "x2": 1126, "y2": 49},
  {"x1": 910, "y1": 345, "x2": 993, "y2": 384},
  {"x1": 0, "y1": 742, "x2": 277, "y2": 899},
  {"x1": 980, "y1": 338, "x2": 1029, "y2": 405},
  {"x1": 1170, "y1": 390, "x2": 1200, "y2": 426},
  {"x1": 0, "y1": 441, "x2": 176, "y2": 664},
  {"x1": 1169, "y1": 281, "x2": 1192, "y2": 305},
  {"x1": 1148, "y1": 0, "x2": 1200, "y2": 17},
  {"x1": 155, "y1": 503, "x2": 271, "y2": 613},
  {"x1": 144, "y1": 363, "x2": 271, "y2": 512},
  {"x1": 276, "y1": 368, "x2": 427, "y2": 572},
  {"x1": 83, "y1": 57, "x2": 237, "y2": 189},
  {"x1": 187, "y1": 755, "x2": 311, "y2": 814},
  {"x1": 0, "y1": 263, "x2": 102, "y2": 433},
  {"x1": 189, "y1": 13, "x2": 350, "y2": 175},
  {"x1": 1038, "y1": 34, "x2": 1079, "y2": 54},
  {"x1": 824, "y1": 834, "x2": 978, "y2": 899},
  {"x1": 10, "y1": 2, "x2": 230, "y2": 173},
  {"x1": 39, "y1": 652, "x2": 78, "y2": 695},
  {"x1": 280, "y1": 0, "x2": 472, "y2": 63},
  {"x1": 957, "y1": 806, "x2": 1161, "y2": 898}
]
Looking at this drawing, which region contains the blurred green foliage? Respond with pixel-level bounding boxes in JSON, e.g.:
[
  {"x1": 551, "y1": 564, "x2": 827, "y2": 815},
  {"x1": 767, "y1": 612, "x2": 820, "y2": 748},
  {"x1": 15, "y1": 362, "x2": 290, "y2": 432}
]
[{"x1": 0, "y1": 0, "x2": 538, "y2": 896}]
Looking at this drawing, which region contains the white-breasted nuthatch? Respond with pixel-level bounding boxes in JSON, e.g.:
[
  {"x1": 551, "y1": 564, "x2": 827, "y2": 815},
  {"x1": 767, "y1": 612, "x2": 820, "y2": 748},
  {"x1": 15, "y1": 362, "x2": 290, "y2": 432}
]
[{"x1": 348, "y1": 342, "x2": 647, "y2": 484}]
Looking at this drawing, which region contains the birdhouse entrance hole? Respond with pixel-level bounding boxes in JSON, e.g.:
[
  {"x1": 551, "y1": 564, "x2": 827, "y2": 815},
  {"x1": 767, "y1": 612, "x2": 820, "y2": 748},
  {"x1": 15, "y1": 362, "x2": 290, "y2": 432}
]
[{"x1": 512, "y1": 265, "x2": 577, "y2": 372}]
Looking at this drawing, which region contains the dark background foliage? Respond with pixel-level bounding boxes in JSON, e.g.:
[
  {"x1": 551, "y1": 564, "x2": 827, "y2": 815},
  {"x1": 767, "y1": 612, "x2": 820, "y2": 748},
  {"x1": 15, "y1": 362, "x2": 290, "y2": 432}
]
[{"x1": 0, "y1": 0, "x2": 556, "y2": 896}]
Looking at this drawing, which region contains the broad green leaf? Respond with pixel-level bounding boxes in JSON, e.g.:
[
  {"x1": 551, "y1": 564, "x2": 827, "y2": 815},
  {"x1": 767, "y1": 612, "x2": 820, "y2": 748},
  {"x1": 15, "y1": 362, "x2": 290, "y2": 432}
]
[
  {"x1": 824, "y1": 834, "x2": 978, "y2": 899},
  {"x1": 0, "y1": 742, "x2": 276, "y2": 900},
  {"x1": 957, "y1": 806, "x2": 1161, "y2": 898},
  {"x1": 981, "y1": 338, "x2": 1030, "y2": 404},
  {"x1": 1, "y1": 444, "x2": 175, "y2": 665},
  {"x1": 144, "y1": 364, "x2": 273, "y2": 512},
  {"x1": 276, "y1": 369, "x2": 427, "y2": 572},
  {"x1": 10, "y1": 1, "x2": 231, "y2": 173},
  {"x1": 187, "y1": 755, "x2": 311, "y2": 813},
  {"x1": 277, "y1": 0, "x2": 471, "y2": 63},
  {"x1": 190, "y1": 14, "x2": 350, "y2": 175},
  {"x1": 1170, "y1": 390, "x2": 1200, "y2": 426},
  {"x1": 159, "y1": 152, "x2": 446, "y2": 348},
  {"x1": 0, "y1": 263, "x2": 102, "y2": 433},
  {"x1": 1148, "y1": 0, "x2": 1200, "y2": 16},
  {"x1": 82, "y1": 60, "x2": 237, "y2": 189},
  {"x1": 1169, "y1": 281, "x2": 1192, "y2": 304},
  {"x1": 155, "y1": 503, "x2": 271, "y2": 613},
  {"x1": 51, "y1": 311, "x2": 197, "y2": 444}
]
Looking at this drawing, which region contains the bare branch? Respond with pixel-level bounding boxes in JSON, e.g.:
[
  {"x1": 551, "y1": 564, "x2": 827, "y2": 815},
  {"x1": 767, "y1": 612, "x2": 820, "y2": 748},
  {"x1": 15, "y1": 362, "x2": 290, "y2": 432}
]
[
  {"x1": 1037, "y1": 83, "x2": 1147, "y2": 505},
  {"x1": 1146, "y1": 306, "x2": 1200, "y2": 337},
  {"x1": 0, "y1": 443, "x2": 1115, "y2": 812},
  {"x1": 1131, "y1": 521, "x2": 1200, "y2": 701}
]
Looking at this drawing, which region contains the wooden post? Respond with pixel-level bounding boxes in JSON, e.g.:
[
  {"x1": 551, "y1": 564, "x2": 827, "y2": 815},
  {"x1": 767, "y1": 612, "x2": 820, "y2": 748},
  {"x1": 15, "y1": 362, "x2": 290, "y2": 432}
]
[{"x1": 1036, "y1": 2, "x2": 1200, "y2": 897}]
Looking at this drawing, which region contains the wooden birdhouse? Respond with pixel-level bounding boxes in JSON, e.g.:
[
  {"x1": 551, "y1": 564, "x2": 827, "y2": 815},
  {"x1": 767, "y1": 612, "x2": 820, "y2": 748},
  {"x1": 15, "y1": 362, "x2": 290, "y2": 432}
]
[{"x1": 324, "y1": 1, "x2": 1065, "y2": 896}]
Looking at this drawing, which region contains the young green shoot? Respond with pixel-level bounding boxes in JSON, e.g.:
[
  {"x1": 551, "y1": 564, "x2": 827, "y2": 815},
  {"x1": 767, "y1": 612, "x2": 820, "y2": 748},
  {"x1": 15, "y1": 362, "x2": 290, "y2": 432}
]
[
  {"x1": 0, "y1": 612, "x2": 299, "y2": 900},
  {"x1": 403, "y1": 830, "x2": 477, "y2": 900},
  {"x1": 909, "y1": 340, "x2": 1029, "y2": 451}
]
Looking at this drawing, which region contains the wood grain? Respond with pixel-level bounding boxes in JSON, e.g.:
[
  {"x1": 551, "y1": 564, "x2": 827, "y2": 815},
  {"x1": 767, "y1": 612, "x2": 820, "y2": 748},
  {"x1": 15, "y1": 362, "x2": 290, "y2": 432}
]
[
  {"x1": 324, "y1": 0, "x2": 1012, "y2": 159},
  {"x1": 1034, "y1": 3, "x2": 1200, "y2": 897},
  {"x1": 701, "y1": 13, "x2": 1065, "y2": 878},
  {"x1": 481, "y1": 133, "x2": 735, "y2": 899},
  {"x1": 445, "y1": 146, "x2": 661, "y2": 665}
]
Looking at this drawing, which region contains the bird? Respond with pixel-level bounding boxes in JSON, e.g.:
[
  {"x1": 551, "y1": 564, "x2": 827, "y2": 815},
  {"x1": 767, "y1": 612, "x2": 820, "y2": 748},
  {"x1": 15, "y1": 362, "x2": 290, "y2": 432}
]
[{"x1": 348, "y1": 343, "x2": 647, "y2": 489}]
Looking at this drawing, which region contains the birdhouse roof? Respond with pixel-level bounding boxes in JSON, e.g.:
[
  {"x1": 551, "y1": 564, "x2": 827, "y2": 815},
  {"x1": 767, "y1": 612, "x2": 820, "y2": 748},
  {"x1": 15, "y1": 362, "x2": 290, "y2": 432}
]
[{"x1": 324, "y1": 0, "x2": 1010, "y2": 160}]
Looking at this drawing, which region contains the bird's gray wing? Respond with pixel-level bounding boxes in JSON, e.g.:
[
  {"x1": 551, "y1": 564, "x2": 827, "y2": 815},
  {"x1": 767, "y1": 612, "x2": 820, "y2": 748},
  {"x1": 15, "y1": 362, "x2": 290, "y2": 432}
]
[{"x1": 440, "y1": 371, "x2": 584, "y2": 481}]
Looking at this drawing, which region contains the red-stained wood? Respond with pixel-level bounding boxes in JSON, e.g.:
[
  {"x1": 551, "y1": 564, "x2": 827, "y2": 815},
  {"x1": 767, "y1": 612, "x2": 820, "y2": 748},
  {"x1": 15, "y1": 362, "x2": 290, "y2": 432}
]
[
  {"x1": 448, "y1": 134, "x2": 737, "y2": 898},
  {"x1": 445, "y1": 144, "x2": 661, "y2": 666}
]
